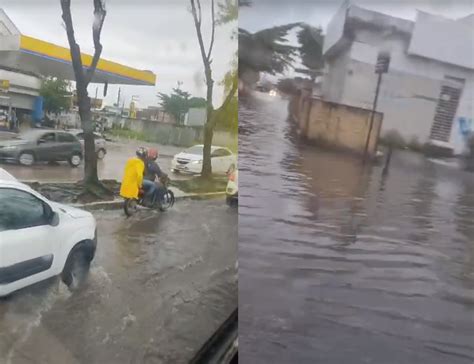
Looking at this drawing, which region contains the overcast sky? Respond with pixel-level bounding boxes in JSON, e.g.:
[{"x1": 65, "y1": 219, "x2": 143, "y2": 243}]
[
  {"x1": 2, "y1": 0, "x2": 237, "y2": 108},
  {"x1": 239, "y1": 0, "x2": 474, "y2": 80}
]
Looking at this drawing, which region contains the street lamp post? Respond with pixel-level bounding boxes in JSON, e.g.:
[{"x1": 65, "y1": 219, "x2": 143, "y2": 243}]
[{"x1": 363, "y1": 51, "x2": 390, "y2": 162}]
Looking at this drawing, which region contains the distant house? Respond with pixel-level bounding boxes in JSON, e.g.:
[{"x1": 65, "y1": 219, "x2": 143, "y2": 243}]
[
  {"x1": 184, "y1": 108, "x2": 206, "y2": 127},
  {"x1": 136, "y1": 106, "x2": 176, "y2": 123},
  {"x1": 321, "y1": 1, "x2": 474, "y2": 155}
]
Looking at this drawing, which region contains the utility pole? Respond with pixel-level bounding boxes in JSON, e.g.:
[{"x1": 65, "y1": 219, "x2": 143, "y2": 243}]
[{"x1": 363, "y1": 51, "x2": 390, "y2": 162}]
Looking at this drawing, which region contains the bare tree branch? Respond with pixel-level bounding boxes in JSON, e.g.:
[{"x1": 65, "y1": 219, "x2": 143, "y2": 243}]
[
  {"x1": 85, "y1": 0, "x2": 106, "y2": 85},
  {"x1": 206, "y1": 0, "x2": 216, "y2": 61},
  {"x1": 197, "y1": 0, "x2": 202, "y2": 26},
  {"x1": 190, "y1": 0, "x2": 210, "y2": 77},
  {"x1": 60, "y1": 0, "x2": 85, "y2": 86}
]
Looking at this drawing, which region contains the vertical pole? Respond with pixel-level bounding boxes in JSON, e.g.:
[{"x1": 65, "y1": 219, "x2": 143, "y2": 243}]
[{"x1": 363, "y1": 72, "x2": 383, "y2": 162}]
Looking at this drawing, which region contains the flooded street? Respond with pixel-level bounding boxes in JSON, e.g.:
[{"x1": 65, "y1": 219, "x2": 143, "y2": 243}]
[
  {"x1": 238, "y1": 93, "x2": 474, "y2": 363},
  {"x1": 0, "y1": 199, "x2": 237, "y2": 364},
  {"x1": 0, "y1": 139, "x2": 189, "y2": 183}
]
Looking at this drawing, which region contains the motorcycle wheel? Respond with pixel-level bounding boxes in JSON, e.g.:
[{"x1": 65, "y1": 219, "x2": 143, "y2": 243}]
[
  {"x1": 124, "y1": 198, "x2": 138, "y2": 216},
  {"x1": 159, "y1": 189, "x2": 175, "y2": 211}
]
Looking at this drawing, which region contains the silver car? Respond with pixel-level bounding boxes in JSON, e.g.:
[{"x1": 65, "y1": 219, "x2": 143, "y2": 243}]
[{"x1": 67, "y1": 129, "x2": 107, "y2": 159}]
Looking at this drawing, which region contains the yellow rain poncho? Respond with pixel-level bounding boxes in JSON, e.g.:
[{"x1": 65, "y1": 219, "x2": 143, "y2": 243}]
[{"x1": 120, "y1": 157, "x2": 145, "y2": 199}]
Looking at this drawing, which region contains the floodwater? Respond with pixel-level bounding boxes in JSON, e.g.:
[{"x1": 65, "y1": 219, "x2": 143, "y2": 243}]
[
  {"x1": 0, "y1": 199, "x2": 237, "y2": 364},
  {"x1": 238, "y1": 92, "x2": 474, "y2": 363},
  {"x1": 0, "y1": 139, "x2": 187, "y2": 183}
]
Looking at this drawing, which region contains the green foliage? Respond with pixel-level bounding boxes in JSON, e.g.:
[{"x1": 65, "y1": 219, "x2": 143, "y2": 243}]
[
  {"x1": 39, "y1": 77, "x2": 71, "y2": 115},
  {"x1": 239, "y1": 23, "x2": 301, "y2": 77},
  {"x1": 297, "y1": 24, "x2": 324, "y2": 72},
  {"x1": 217, "y1": 0, "x2": 238, "y2": 25},
  {"x1": 216, "y1": 69, "x2": 237, "y2": 133},
  {"x1": 157, "y1": 87, "x2": 206, "y2": 124}
]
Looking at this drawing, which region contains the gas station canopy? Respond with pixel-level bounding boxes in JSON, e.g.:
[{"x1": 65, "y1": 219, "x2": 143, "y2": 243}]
[{"x1": 0, "y1": 9, "x2": 156, "y2": 86}]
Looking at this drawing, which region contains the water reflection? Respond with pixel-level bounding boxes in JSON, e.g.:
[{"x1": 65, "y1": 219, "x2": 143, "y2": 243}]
[{"x1": 239, "y1": 93, "x2": 474, "y2": 364}]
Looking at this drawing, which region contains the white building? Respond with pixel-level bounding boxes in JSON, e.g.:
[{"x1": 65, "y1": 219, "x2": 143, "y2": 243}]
[{"x1": 322, "y1": 2, "x2": 474, "y2": 155}]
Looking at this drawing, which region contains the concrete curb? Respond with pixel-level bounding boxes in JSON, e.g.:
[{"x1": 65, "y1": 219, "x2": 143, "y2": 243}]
[{"x1": 71, "y1": 191, "x2": 227, "y2": 211}]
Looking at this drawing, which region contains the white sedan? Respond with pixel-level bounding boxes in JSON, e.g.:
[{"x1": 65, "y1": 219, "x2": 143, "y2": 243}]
[
  {"x1": 0, "y1": 168, "x2": 97, "y2": 297},
  {"x1": 171, "y1": 145, "x2": 236, "y2": 175}
]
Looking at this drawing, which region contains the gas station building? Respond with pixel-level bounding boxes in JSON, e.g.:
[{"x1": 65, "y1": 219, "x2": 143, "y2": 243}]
[{"x1": 0, "y1": 8, "x2": 156, "y2": 125}]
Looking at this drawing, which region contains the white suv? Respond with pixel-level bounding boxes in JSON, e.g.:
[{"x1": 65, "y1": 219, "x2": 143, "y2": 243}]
[{"x1": 0, "y1": 169, "x2": 97, "y2": 297}]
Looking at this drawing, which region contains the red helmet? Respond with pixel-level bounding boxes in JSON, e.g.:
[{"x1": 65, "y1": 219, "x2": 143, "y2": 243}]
[{"x1": 148, "y1": 148, "x2": 158, "y2": 160}]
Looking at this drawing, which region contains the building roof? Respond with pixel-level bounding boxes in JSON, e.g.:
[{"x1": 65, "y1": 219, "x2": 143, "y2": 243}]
[{"x1": 323, "y1": 2, "x2": 474, "y2": 70}]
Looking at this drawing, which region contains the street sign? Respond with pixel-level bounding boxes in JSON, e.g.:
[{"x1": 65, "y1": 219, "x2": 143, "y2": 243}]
[
  {"x1": 0, "y1": 80, "x2": 10, "y2": 92},
  {"x1": 375, "y1": 52, "x2": 390, "y2": 74}
]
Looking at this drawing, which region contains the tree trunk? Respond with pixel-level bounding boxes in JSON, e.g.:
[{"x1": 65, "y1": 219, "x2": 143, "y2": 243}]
[
  {"x1": 201, "y1": 65, "x2": 214, "y2": 178},
  {"x1": 77, "y1": 87, "x2": 98, "y2": 185},
  {"x1": 201, "y1": 123, "x2": 214, "y2": 177}
]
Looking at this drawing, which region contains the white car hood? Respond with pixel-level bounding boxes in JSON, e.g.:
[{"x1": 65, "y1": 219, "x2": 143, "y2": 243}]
[
  {"x1": 50, "y1": 201, "x2": 92, "y2": 219},
  {"x1": 175, "y1": 152, "x2": 202, "y2": 161}
]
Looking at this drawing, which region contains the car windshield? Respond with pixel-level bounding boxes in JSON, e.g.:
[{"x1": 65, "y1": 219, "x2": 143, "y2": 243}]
[{"x1": 185, "y1": 146, "x2": 204, "y2": 155}]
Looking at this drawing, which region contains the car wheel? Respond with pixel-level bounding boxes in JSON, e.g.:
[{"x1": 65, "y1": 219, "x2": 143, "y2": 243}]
[
  {"x1": 62, "y1": 248, "x2": 90, "y2": 291},
  {"x1": 69, "y1": 153, "x2": 82, "y2": 167},
  {"x1": 18, "y1": 152, "x2": 35, "y2": 166},
  {"x1": 97, "y1": 149, "x2": 106, "y2": 160}
]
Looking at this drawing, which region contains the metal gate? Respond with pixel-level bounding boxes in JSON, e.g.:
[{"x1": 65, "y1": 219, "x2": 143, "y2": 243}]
[{"x1": 429, "y1": 77, "x2": 464, "y2": 142}]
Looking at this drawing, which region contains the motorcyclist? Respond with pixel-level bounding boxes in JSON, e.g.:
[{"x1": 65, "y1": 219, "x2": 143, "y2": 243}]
[
  {"x1": 143, "y1": 147, "x2": 168, "y2": 206},
  {"x1": 119, "y1": 147, "x2": 147, "y2": 200}
]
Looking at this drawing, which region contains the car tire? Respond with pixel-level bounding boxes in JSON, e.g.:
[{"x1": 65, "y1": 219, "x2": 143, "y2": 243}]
[
  {"x1": 61, "y1": 248, "x2": 91, "y2": 291},
  {"x1": 18, "y1": 152, "x2": 35, "y2": 166},
  {"x1": 69, "y1": 153, "x2": 82, "y2": 167},
  {"x1": 97, "y1": 149, "x2": 106, "y2": 160}
]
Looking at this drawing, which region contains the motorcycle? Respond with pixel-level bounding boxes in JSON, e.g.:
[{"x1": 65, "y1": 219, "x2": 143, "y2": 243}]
[{"x1": 123, "y1": 175, "x2": 175, "y2": 216}]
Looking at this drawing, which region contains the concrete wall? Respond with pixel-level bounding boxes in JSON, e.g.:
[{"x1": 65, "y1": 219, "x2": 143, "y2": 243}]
[
  {"x1": 342, "y1": 59, "x2": 441, "y2": 144},
  {"x1": 322, "y1": 47, "x2": 351, "y2": 103},
  {"x1": 292, "y1": 93, "x2": 383, "y2": 157},
  {"x1": 112, "y1": 117, "x2": 236, "y2": 149},
  {"x1": 408, "y1": 11, "x2": 474, "y2": 70},
  {"x1": 323, "y1": 1, "x2": 348, "y2": 55}
]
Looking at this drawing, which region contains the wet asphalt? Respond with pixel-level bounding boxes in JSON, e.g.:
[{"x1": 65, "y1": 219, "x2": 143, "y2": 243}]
[{"x1": 0, "y1": 199, "x2": 237, "y2": 364}]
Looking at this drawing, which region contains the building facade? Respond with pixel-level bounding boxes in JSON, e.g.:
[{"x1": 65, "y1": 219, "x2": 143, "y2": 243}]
[{"x1": 322, "y1": 2, "x2": 474, "y2": 155}]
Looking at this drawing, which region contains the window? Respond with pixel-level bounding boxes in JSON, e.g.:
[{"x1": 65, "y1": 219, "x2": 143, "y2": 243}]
[
  {"x1": 0, "y1": 188, "x2": 49, "y2": 231},
  {"x1": 58, "y1": 133, "x2": 77, "y2": 143},
  {"x1": 212, "y1": 148, "x2": 231, "y2": 157},
  {"x1": 39, "y1": 133, "x2": 56, "y2": 143},
  {"x1": 76, "y1": 133, "x2": 84, "y2": 140}
]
